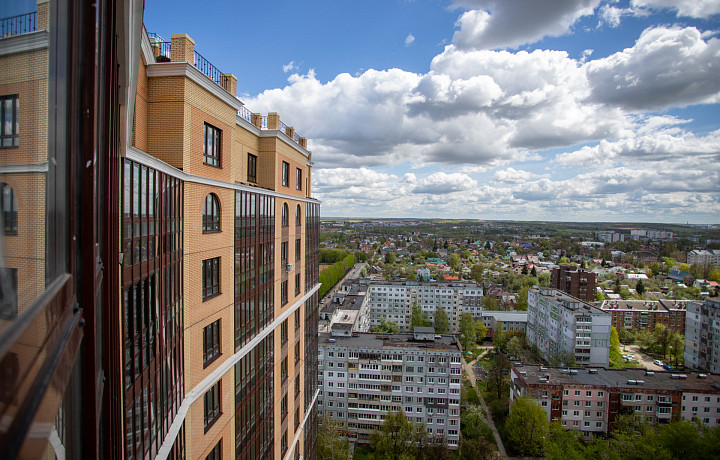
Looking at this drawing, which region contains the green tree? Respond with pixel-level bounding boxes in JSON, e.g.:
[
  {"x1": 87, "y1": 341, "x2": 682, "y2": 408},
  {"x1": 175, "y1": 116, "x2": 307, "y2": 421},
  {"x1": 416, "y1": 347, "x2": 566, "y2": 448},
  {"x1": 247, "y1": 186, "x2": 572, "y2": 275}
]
[
  {"x1": 385, "y1": 251, "x2": 396, "y2": 264},
  {"x1": 494, "y1": 321, "x2": 506, "y2": 350},
  {"x1": 653, "y1": 323, "x2": 673, "y2": 359},
  {"x1": 544, "y1": 422, "x2": 589, "y2": 460},
  {"x1": 317, "y1": 413, "x2": 350, "y2": 460},
  {"x1": 449, "y1": 253, "x2": 461, "y2": 271},
  {"x1": 505, "y1": 396, "x2": 549, "y2": 457},
  {"x1": 658, "y1": 420, "x2": 700, "y2": 459},
  {"x1": 531, "y1": 266, "x2": 537, "y2": 277},
  {"x1": 636, "y1": 279, "x2": 646, "y2": 296},
  {"x1": 610, "y1": 326, "x2": 623, "y2": 368},
  {"x1": 411, "y1": 303, "x2": 432, "y2": 330},
  {"x1": 474, "y1": 321, "x2": 488, "y2": 342},
  {"x1": 668, "y1": 332, "x2": 684, "y2": 368},
  {"x1": 470, "y1": 264, "x2": 484, "y2": 283},
  {"x1": 459, "y1": 312, "x2": 477, "y2": 350},
  {"x1": 483, "y1": 296, "x2": 498, "y2": 310},
  {"x1": 369, "y1": 410, "x2": 417, "y2": 460},
  {"x1": 506, "y1": 336, "x2": 522, "y2": 358},
  {"x1": 596, "y1": 289, "x2": 604, "y2": 301},
  {"x1": 538, "y1": 272, "x2": 551, "y2": 287},
  {"x1": 515, "y1": 286, "x2": 529, "y2": 311},
  {"x1": 459, "y1": 437, "x2": 495, "y2": 460},
  {"x1": 433, "y1": 306, "x2": 449, "y2": 334},
  {"x1": 488, "y1": 353, "x2": 510, "y2": 401},
  {"x1": 373, "y1": 317, "x2": 399, "y2": 333}
]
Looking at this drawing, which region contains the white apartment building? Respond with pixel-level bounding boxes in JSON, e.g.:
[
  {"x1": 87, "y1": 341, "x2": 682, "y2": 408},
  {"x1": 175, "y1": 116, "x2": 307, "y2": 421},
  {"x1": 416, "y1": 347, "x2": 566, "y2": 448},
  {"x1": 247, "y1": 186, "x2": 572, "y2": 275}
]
[
  {"x1": 317, "y1": 330, "x2": 463, "y2": 447},
  {"x1": 527, "y1": 288, "x2": 611, "y2": 367},
  {"x1": 687, "y1": 249, "x2": 720, "y2": 266},
  {"x1": 684, "y1": 298, "x2": 720, "y2": 374},
  {"x1": 364, "y1": 280, "x2": 483, "y2": 332}
]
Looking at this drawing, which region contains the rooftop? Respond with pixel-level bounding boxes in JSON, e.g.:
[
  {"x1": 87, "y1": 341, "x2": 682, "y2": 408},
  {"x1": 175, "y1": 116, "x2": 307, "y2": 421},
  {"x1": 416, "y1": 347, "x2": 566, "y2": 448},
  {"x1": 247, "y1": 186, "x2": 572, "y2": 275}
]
[
  {"x1": 535, "y1": 288, "x2": 607, "y2": 316},
  {"x1": 319, "y1": 332, "x2": 461, "y2": 352},
  {"x1": 513, "y1": 364, "x2": 720, "y2": 392}
]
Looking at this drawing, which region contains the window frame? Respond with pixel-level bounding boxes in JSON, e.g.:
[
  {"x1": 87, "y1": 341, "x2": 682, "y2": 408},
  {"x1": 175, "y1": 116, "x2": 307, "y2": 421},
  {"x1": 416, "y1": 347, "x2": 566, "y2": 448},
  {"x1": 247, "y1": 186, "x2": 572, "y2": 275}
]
[
  {"x1": 0, "y1": 182, "x2": 18, "y2": 234},
  {"x1": 203, "y1": 122, "x2": 221, "y2": 167},
  {"x1": 203, "y1": 381, "x2": 222, "y2": 431},
  {"x1": 296, "y1": 167, "x2": 302, "y2": 190},
  {"x1": 202, "y1": 257, "x2": 221, "y2": 300},
  {"x1": 247, "y1": 152, "x2": 257, "y2": 183},
  {"x1": 295, "y1": 204, "x2": 301, "y2": 226},
  {"x1": 281, "y1": 161, "x2": 289, "y2": 186},
  {"x1": 0, "y1": 94, "x2": 19, "y2": 148},
  {"x1": 281, "y1": 280, "x2": 288, "y2": 306},
  {"x1": 281, "y1": 202, "x2": 289, "y2": 227},
  {"x1": 202, "y1": 193, "x2": 221, "y2": 233},
  {"x1": 203, "y1": 319, "x2": 221, "y2": 367}
]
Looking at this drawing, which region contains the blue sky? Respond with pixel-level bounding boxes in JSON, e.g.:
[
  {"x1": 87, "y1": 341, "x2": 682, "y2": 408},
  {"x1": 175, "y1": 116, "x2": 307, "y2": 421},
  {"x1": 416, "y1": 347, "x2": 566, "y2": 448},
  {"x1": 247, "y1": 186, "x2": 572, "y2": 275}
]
[{"x1": 123, "y1": 2, "x2": 720, "y2": 222}]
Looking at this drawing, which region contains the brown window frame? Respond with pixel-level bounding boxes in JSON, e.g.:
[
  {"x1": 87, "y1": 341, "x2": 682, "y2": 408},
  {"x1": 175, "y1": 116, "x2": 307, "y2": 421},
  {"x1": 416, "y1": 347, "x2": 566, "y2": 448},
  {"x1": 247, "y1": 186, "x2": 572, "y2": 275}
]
[
  {"x1": 203, "y1": 319, "x2": 221, "y2": 367},
  {"x1": 203, "y1": 123, "x2": 221, "y2": 167},
  {"x1": 202, "y1": 193, "x2": 220, "y2": 233},
  {"x1": 0, "y1": 182, "x2": 18, "y2": 234},
  {"x1": 203, "y1": 257, "x2": 220, "y2": 300},
  {"x1": 296, "y1": 167, "x2": 302, "y2": 190},
  {"x1": 203, "y1": 380, "x2": 222, "y2": 431},
  {"x1": 281, "y1": 280, "x2": 288, "y2": 306},
  {"x1": 247, "y1": 152, "x2": 257, "y2": 183},
  {"x1": 282, "y1": 161, "x2": 289, "y2": 186},
  {"x1": 0, "y1": 94, "x2": 19, "y2": 148}
]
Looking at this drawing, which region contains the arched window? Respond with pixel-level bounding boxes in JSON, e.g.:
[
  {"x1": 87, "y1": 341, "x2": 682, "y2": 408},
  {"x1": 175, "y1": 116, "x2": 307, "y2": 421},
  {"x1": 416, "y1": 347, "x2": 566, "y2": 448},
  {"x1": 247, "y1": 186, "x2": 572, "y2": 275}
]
[
  {"x1": 202, "y1": 193, "x2": 220, "y2": 232},
  {"x1": 0, "y1": 183, "x2": 17, "y2": 235},
  {"x1": 281, "y1": 202, "x2": 289, "y2": 227},
  {"x1": 295, "y1": 204, "x2": 301, "y2": 226}
]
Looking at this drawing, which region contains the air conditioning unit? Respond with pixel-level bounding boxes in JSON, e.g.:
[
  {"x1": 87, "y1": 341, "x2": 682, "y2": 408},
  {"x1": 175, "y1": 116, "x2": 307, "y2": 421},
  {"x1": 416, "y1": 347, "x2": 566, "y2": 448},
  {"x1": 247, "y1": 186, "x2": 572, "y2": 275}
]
[{"x1": 287, "y1": 264, "x2": 294, "y2": 272}]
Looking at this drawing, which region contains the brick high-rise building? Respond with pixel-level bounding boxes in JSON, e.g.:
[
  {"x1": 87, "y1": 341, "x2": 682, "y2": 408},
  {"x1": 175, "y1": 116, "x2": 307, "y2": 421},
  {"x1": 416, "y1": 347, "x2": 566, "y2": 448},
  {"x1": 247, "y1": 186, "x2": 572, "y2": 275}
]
[
  {"x1": 551, "y1": 265, "x2": 596, "y2": 302},
  {"x1": 0, "y1": 2, "x2": 320, "y2": 459}
]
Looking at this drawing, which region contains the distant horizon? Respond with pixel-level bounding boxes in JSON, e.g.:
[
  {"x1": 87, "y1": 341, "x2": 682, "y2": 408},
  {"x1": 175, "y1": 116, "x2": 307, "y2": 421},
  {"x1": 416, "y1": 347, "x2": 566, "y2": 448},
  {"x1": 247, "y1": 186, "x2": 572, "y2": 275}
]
[{"x1": 318, "y1": 217, "x2": 720, "y2": 227}]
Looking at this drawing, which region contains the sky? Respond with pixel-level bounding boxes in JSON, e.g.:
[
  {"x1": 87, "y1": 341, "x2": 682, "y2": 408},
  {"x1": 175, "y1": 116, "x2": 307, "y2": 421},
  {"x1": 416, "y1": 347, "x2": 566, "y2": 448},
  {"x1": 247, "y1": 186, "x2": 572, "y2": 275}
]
[{"x1": 110, "y1": 2, "x2": 720, "y2": 222}]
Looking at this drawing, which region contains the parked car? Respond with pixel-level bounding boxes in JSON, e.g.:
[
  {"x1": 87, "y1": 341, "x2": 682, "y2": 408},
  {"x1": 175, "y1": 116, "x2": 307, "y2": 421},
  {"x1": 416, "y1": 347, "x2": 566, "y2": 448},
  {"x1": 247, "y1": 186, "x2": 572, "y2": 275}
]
[{"x1": 654, "y1": 360, "x2": 664, "y2": 366}]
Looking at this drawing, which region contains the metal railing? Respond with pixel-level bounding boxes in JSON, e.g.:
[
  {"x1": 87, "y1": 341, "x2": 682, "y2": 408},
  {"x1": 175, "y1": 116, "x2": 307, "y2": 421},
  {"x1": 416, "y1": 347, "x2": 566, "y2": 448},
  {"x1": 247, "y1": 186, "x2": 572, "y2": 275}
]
[
  {"x1": 238, "y1": 106, "x2": 252, "y2": 123},
  {"x1": 154, "y1": 41, "x2": 171, "y2": 60},
  {"x1": 0, "y1": 12, "x2": 37, "y2": 38},
  {"x1": 260, "y1": 116, "x2": 268, "y2": 129},
  {"x1": 194, "y1": 50, "x2": 229, "y2": 90},
  {"x1": 279, "y1": 120, "x2": 288, "y2": 136}
]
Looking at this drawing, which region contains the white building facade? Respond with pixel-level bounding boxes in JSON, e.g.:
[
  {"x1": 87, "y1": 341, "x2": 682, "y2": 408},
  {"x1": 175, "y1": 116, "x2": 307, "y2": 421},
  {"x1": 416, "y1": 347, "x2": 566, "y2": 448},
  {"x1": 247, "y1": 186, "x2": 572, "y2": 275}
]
[
  {"x1": 527, "y1": 288, "x2": 611, "y2": 367},
  {"x1": 684, "y1": 298, "x2": 720, "y2": 374}
]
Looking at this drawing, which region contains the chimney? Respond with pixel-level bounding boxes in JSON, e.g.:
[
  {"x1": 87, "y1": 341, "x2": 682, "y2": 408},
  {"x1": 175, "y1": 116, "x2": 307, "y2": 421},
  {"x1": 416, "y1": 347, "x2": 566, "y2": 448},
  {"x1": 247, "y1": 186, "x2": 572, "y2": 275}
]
[{"x1": 170, "y1": 33, "x2": 195, "y2": 64}]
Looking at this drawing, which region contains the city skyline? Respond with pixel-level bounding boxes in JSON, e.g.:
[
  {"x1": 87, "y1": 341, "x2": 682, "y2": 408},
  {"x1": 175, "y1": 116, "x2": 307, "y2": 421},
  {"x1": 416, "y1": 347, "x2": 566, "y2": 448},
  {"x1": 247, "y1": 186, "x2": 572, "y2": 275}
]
[{"x1": 143, "y1": 1, "x2": 718, "y2": 223}]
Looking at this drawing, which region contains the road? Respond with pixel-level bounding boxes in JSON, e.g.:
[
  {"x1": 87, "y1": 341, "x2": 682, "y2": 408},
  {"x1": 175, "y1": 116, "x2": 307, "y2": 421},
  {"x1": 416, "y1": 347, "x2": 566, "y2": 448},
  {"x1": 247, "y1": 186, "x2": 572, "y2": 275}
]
[
  {"x1": 462, "y1": 349, "x2": 508, "y2": 459},
  {"x1": 319, "y1": 262, "x2": 367, "y2": 305}
]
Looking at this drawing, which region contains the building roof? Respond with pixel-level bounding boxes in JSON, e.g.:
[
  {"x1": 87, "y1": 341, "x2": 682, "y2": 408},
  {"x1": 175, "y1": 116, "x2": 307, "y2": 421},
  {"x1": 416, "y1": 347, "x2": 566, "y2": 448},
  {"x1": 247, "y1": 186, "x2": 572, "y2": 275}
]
[
  {"x1": 513, "y1": 364, "x2": 720, "y2": 392},
  {"x1": 318, "y1": 332, "x2": 460, "y2": 352},
  {"x1": 482, "y1": 311, "x2": 528, "y2": 321}
]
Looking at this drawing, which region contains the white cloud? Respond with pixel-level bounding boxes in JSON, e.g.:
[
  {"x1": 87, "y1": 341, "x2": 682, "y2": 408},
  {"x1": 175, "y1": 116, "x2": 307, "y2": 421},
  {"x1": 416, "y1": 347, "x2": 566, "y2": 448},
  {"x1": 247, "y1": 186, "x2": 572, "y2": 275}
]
[
  {"x1": 585, "y1": 26, "x2": 720, "y2": 111},
  {"x1": 492, "y1": 168, "x2": 536, "y2": 184},
  {"x1": 631, "y1": 0, "x2": 720, "y2": 18},
  {"x1": 282, "y1": 60, "x2": 298, "y2": 73},
  {"x1": 412, "y1": 172, "x2": 477, "y2": 193},
  {"x1": 405, "y1": 33, "x2": 415, "y2": 46},
  {"x1": 451, "y1": 0, "x2": 601, "y2": 50},
  {"x1": 599, "y1": 4, "x2": 633, "y2": 27}
]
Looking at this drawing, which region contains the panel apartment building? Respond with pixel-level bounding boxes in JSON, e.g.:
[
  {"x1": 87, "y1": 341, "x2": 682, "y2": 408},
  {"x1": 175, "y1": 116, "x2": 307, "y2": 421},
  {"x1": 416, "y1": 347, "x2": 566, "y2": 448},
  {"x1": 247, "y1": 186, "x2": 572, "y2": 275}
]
[
  {"x1": 0, "y1": 4, "x2": 320, "y2": 458},
  {"x1": 511, "y1": 364, "x2": 720, "y2": 437},
  {"x1": 527, "y1": 288, "x2": 611, "y2": 367},
  {"x1": 598, "y1": 299, "x2": 688, "y2": 334},
  {"x1": 684, "y1": 298, "x2": 720, "y2": 374},
  {"x1": 317, "y1": 329, "x2": 463, "y2": 448},
  {"x1": 364, "y1": 280, "x2": 483, "y2": 332}
]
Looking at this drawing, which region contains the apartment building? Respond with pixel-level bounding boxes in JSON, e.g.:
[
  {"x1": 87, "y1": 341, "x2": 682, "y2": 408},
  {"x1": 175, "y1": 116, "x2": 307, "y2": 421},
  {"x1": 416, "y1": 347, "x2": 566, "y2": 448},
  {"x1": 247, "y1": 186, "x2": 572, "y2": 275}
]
[
  {"x1": 364, "y1": 280, "x2": 483, "y2": 332},
  {"x1": 687, "y1": 249, "x2": 720, "y2": 267},
  {"x1": 317, "y1": 329, "x2": 463, "y2": 448},
  {"x1": 630, "y1": 229, "x2": 674, "y2": 241},
  {"x1": 527, "y1": 288, "x2": 611, "y2": 367},
  {"x1": 480, "y1": 311, "x2": 528, "y2": 335},
  {"x1": 550, "y1": 265, "x2": 596, "y2": 302},
  {"x1": 596, "y1": 231, "x2": 625, "y2": 243},
  {"x1": 511, "y1": 365, "x2": 720, "y2": 437},
  {"x1": 684, "y1": 298, "x2": 720, "y2": 374},
  {"x1": 598, "y1": 299, "x2": 688, "y2": 334},
  {"x1": 0, "y1": 3, "x2": 320, "y2": 458}
]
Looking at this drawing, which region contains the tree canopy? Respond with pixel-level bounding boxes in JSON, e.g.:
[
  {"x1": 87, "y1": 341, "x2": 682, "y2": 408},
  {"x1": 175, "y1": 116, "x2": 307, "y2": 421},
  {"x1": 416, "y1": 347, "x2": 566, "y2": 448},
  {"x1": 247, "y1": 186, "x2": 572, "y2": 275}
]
[
  {"x1": 505, "y1": 396, "x2": 549, "y2": 457},
  {"x1": 433, "y1": 306, "x2": 449, "y2": 334}
]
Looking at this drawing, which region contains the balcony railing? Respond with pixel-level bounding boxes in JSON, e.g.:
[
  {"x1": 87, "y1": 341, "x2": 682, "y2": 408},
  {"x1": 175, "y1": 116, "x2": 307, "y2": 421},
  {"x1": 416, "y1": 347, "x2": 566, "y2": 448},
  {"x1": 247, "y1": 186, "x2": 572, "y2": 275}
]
[
  {"x1": 238, "y1": 106, "x2": 252, "y2": 124},
  {"x1": 194, "y1": 50, "x2": 229, "y2": 90},
  {"x1": 0, "y1": 12, "x2": 37, "y2": 38}
]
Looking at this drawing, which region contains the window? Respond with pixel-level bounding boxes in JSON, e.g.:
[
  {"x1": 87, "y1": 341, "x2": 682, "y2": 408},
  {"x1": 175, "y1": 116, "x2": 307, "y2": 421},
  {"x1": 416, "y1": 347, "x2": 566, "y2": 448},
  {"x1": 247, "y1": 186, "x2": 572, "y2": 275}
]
[
  {"x1": 281, "y1": 429, "x2": 288, "y2": 457},
  {"x1": 0, "y1": 183, "x2": 18, "y2": 234},
  {"x1": 295, "y1": 341, "x2": 301, "y2": 364},
  {"x1": 281, "y1": 280, "x2": 288, "y2": 306},
  {"x1": 281, "y1": 241, "x2": 288, "y2": 266},
  {"x1": 296, "y1": 168, "x2": 302, "y2": 190},
  {"x1": 281, "y1": 319, "x2": 288, "y2": 344},
  {"x1": 295, "y1": 204, "x2": 301, "y2": 226},
  {"x1": 295, "y1": 272, "x2": 301, "y2": 295},
  {"x1": 281, "y1": 393, "x2": 288, "y2": 421},
  {"x1": 203, "y1": 320, "x2": 221, "y2": 366},
  {"x1": 206, "y1": 440, "x2": 222, "y2": 460},
  {"x1": 281, "y1": 357, "x2": 288, "y2": 382},
  {"x1": 247, "y1": 153, "x2": 257, "y2": 182},
  {"x1": 203, "y1": 123, "x2": 221, "y2": 167},
  {"x1": 203, "y1": 257, "x2": 220, "y2": 299},
  {"x1": 295, "y1": 308, "x2": 301, "y2": 330},
  {"x1": 282, "y1": 202, "x2": 289, "y2": 227},
  {"x1": 204, "y1": 381, "x2": 222, "y2": 429},
  {"x1": 202, "y1": 193, "x2": 220, "y2": 232},
  {"x1": 0, "y1": 95, "x2": 19, "y2": 148},
  {"x1": 282, "y1": 161, "x2": 289, "y2": 186},
  {"x1": 295, "y1": 375, "x2": 301, "y2": 397},
  {"x1": 0, "y1": 267, "x2": 17, "y2": 320},
  {"x1": 295, "y1": 408, "x2": 300, "y2": 432}
]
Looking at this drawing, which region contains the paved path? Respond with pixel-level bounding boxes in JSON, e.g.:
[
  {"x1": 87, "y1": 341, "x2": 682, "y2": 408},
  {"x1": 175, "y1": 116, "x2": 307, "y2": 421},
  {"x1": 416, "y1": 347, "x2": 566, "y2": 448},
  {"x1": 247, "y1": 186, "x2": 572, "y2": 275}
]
[{"x1": 462, "y1": 349, "x2": 509, "y2": 459}]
